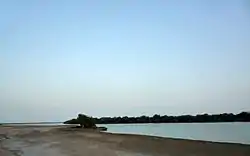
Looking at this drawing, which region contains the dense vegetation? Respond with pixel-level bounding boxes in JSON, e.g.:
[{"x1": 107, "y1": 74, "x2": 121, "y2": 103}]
[
  {"x1": 64, "y1": 114, "x2": 96, "y2": 128},
  {"x1": 92, "y1": 112, "x2": 250, "y2": 124}
]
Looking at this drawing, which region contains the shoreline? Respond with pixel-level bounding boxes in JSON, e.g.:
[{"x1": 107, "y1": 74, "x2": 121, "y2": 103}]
[
  {"x1": 2, "y1": 122, "x2": 250, "y2": 145},
  {"x1": 1, "y1": 124, "x2": 249, "y2": 145},
  {"x1": 104, "y1": 131, "x2": 250, "y2": 146},
  {"x1": 1, "y1": 121, "x2": 249, "y2": 125},
  {"x1": 1, "y1": 125, "x2": 250, "y2": 156}
]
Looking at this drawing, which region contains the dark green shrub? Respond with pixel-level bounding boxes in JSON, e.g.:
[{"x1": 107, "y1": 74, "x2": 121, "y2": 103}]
[{"x1": 64, "y1": 114, "x2": 96, "y2": 128}]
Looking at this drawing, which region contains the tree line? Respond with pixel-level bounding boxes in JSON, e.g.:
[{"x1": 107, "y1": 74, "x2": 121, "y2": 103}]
[{"x1": 92, "y1": 112, "x2": 250, "y2": 124}]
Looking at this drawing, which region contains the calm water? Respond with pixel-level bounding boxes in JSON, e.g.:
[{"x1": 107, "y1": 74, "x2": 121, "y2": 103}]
[{"x1": 99, "y1": 122, "x2": 250, "y2": 145}]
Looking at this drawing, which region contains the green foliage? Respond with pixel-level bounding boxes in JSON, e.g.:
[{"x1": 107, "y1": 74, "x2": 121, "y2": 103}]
[
  {"x1": 77, "y1": 114, "x2": 96, "y2": 128},
  {"x1": 64, "y1": 112, "x2": 250, "y2": 125},
  {"x1": 93, "y1": 112, "x2": 250, "y2": 124},
  {"x1": 64, "y1": 118, "x2": 78, "y2": 124},
  {"x1": 64, "y1": 114, "x2": 96, "y2": 128}
]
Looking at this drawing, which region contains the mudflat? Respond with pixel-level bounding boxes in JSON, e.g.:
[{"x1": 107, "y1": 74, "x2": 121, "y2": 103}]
[{"x1": 0, "y1": 125, "x2": 250, "y2": 156}]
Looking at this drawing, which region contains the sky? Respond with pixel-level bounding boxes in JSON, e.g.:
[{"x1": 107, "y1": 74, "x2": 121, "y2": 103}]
[{"x1": 1, "y1": 0, "x2": 250, "y2": 122}]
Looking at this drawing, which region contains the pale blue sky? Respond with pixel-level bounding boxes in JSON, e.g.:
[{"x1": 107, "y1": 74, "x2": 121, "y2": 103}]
[{"x1": 1, "y1": 0, "x2": 250, "y2": 122}]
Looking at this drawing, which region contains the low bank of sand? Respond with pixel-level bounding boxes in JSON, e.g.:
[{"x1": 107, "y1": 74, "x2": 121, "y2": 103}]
[{"x1": 0, "y1": 125, "x2": 249, "y2": 156}]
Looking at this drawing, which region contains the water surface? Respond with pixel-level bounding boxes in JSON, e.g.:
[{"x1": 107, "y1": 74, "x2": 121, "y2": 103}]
[{"x1": 99, "y1": 122, "x2": 250, "y2": 145}]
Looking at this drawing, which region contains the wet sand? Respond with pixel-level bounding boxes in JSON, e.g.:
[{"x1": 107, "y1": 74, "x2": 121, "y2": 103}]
[{"x1": 0, "y1": 125, "x2": 250, "y2": 156}]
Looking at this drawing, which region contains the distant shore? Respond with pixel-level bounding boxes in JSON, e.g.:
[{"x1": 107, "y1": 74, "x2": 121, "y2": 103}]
[
  {"x1": 1, "y1": 125, "x2": 250, "y2": 156},
  {"x1": 93, "y1": 112, "x2": 250, "y2": 124},
  {"x1": 3, "y1": 112, "x2": 249, "y2": 125}
]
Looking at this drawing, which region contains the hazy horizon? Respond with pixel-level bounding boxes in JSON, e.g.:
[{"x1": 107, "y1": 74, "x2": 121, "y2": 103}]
[{"x1": 1, "y1": 0, "x2": 250, "y2": 122}]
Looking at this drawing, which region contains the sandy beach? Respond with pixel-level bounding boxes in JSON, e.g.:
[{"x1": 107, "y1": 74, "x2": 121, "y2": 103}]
[{"x1": 0, "y1": 125, "x2": 249, "y2": 156}]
